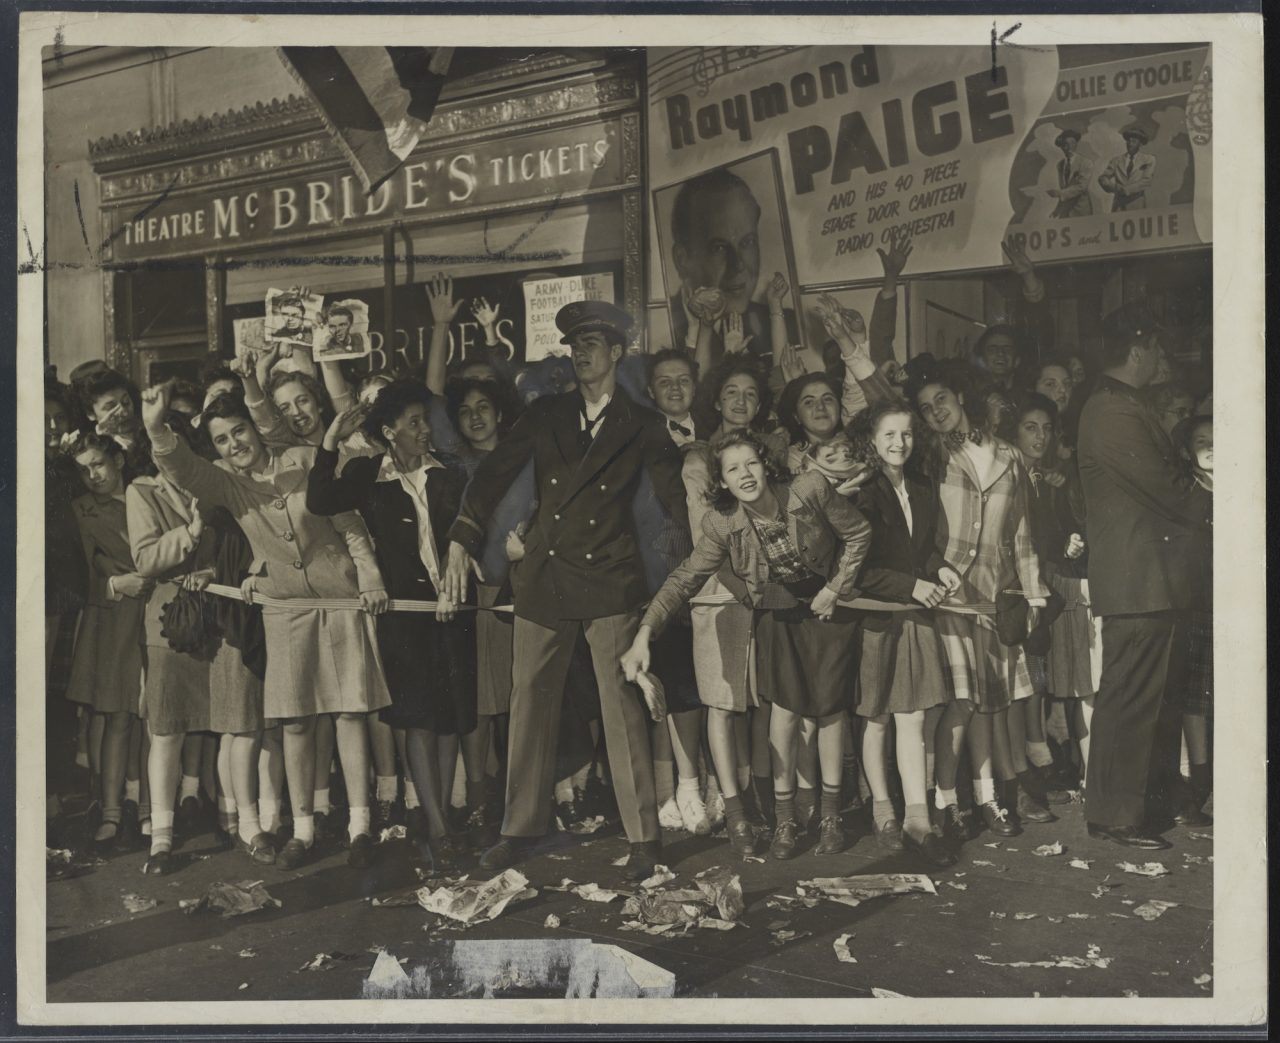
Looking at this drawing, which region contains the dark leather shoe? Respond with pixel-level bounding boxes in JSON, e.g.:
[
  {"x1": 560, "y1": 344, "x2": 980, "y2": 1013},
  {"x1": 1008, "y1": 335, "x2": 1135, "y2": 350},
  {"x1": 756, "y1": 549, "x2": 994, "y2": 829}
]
[
  {"x1": 479, "y1": 836, "x2": 532, "y2": 872},
  {"x1": 175, "y1": 795, "x2": 203, "y2": 836},
  {"x1": 466, "y1": 805, "x2": 500, "y2": 850},
  {"x1": 241, "y1": 832, "x2": 277, "y2": 866},
  {"x1": 903, "y1": 830, "x2": 958, "y2": 867},
  {"x1": 276, "y1": 837, "x2": 312, "y2": 870},
  {"x1": 1015, "y1": 782, "x2": 1057, "y2": 824},
  {"x1": 142, "y1": 849, "x2": 173, "y2": 875},
  {"x1": 727, "y1": 820, "x2": 757, "y2": 857},
  {"x1": 405, "y1": 806, "x2": 429, "y2": 844},
  {"x1": 624, "y1": 841, "x2": 663, "y2": 882},
  {"x1": 940, "y1": 804, "x2": 976, "y2": 848},
  {"x1": 874, "y1": 817, "x2": 905, "y2": 852},
  {"x1": 769, "y1": 819, "x2": 799, "y2": 860},
  {"x1": 312, "y1": 811, "x2": 333, "y2": 847},
  {"x1": 1173, "y1": 802, "x2": 1213, "y2": 827},
  {"x1": 813, "y1": 815, "x2": 846, "y2": 856},
  {"x1": 347, "y1": 832, "x2": 376, "y2": 869},
  {"x1": 1087, "y1": 822, "x2": 1172, "y2": 850},
  {"x1": 980, "y1": 801, "x2": 1022, "y2": 837}
]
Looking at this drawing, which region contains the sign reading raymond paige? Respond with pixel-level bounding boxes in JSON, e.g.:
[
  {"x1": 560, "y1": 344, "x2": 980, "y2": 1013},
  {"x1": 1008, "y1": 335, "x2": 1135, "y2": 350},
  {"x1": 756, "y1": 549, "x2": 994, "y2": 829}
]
[
  {"x1": 645, "y1": 45, "x2": 1210, "y2": 291},
  {"x1": 103, "y1": 116, "x2": 622, "y2": 261}
]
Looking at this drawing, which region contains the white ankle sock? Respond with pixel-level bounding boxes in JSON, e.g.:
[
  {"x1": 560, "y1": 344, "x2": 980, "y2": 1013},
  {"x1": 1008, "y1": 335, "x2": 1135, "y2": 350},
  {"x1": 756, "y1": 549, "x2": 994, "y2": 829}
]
[
  {"x1": 124, "y1": 779, "x2": 140, "y2": 804},
  {"x1": 935, "y1": 787, "x2": 958, "y2": 810},
  {"x1": 292, "y1": 814, "x2": 315, "y2": 847},
  {"x1": 150, "y1": 810, "x2": 175, "y2": 854},
  {"x1": 179, "y1": 775, "x2": 201, "y2": 802},
  {"x1": 975, "y1": 777, "x2": 997, "y2": 804},
  {"x1": 259, "y1": 798, "x2": 280, "y2": 833},
  {"x1": 1026, "y1": 741, "x2": 1054, "y2": 768},
  {"x1": 403, "y1": 779, "x2": 420, "y2": 809},
  {"x1": 677, "y1": 778, "x2": 701, "y2": 798},
  {"x1": 237, "y1": 804, "x2": 262, "y2": 844},
  {"x1": 375, "y1": 775, "x2": 398, "y2": 803},
  {"x1": 348, "y1": 806, "x2": 371, "y2": 841},
  {"x1": 217, "y1": 795, "x2": 238, "y2": 832},
  {"x1": 313, "y1": 788, "x2": 331, "y2": 816}
]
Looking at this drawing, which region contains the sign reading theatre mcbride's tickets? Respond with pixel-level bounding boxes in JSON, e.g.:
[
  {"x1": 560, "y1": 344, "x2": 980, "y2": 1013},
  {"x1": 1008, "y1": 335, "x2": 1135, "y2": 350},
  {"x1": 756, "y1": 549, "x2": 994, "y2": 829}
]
[{"x1": 645, "y1": 44, "x2": 1210, "y2": 294}]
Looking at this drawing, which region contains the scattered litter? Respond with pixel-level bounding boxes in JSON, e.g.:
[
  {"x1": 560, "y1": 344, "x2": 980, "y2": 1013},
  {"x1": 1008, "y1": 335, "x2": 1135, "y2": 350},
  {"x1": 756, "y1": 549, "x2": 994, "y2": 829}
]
[
  {"x1": 1005, "y1": 847, "x2": 1020, "y2": 852},
  {"x1": 1108, "y1": 912, "x2": 1131, "y2": 919},
  {"x1": 1132, "y1": 900, "x2": 1178, "y2": 921},
  {"x1": 122, "y1": 894, "x2": 157, "y2": 914},
  {"x1": 640, "y1": 865, "x2": 676, "y2": 890},
  {"x1": 972, "y1": 860, "x2": 996, "y2": 867},
  {"x1": 180, "y1": 880, "x2": 281, "y2": 918},
  {"x1": 544, "y1": 878, "x2": 577, "y2": 892},
  {"x1": 562, "y1": 815, "x2": 606, "y2": 835},
  {"x1": 1194, "y1": 974, "x2": 1212, "y2": 986},
  {"x1": 1123, "y1": 989, "x2": 1139, "y2": 998},
  {"x1": 1091, "y1": 881, "x2": 1119, "y2": 899},
  {"x1": 1188, "y1": 831, "x2": 1213, "y2": 841},
  {"x1": 1033, "y1": 842, "x2": 1065, "y2": 857},
  {"x1": 1047, "y1": 916, "x2": 1063, "y2": 924},
  {"x1": 47, "y1": 848, "x2": 72, "y2": 864},
  {"x1": 989, "y1": 912, "x2": 1006, "y2": 920},
  {"x1": 238, "y1": 983, "x2": 249, "y2": 991},
  {"x1": 417, "y1": 869, "x2": 536, "y2": 924},
  {"x1": 618, "y1": 919, "x2": 678, "y2": 936},
  {"x1": 545, "y1": 853, "x2": 573, "y2": 861},
  {"x1": 797, "y1": 874, "x2": 936, "y2": 908},
  {"x1": 573, "y1": 883, "x2": 622, "y2": 904},
  {"x1": 1117, "y1": 861, "x2": 1169, "y2": 878},
  {"x1": 1067, "y1": 913, "x2": 1092, "y2": 920},
  {"x1": 945, "y1": 881, "x2": 968, "y2": 891},
  {"x1": 1182, "y1": 853, "x2": 1211, "y2": 865},
  {"x1": 1151, "y1": 971, "x2": 1169, "y2": 977},
  {"x1": 983, "y1": 842, "x2": 1002, "y2": 849},
  {"x1": 767, "y1": 893, "x2": 818, "y2": 910},
  {"x1": 370, "y1": 892, "x2": 419, "y2": 908},
  {"x1": 378, "y1": 825, "x2": 407, "y2": 843},
  {"x1": 769, "y1": 929, "x2": 812, "y2": 948},
  {"x1": 362, "y1": 950, "x2": 411, "y2": 997},
  {"x1": 872, "y1": 987, "x2": 908, "y2": 998},
  {"x1": 694, "y1": 866, "x2": 745, "y2": 921},
  {"x1": 833, "y1": 933, "x2": 857, "y2": 963},
  {"x1": 975, "y1": 944, "x2": 1111, "y2": 970},
  {"x1": 1120, "y1": 899, "x2": 1135, "y2": 906},
  {"x1": 697, "y1": 917, "x2": 737, "y2": 931},
  {"x1": 611, "y1": 855, "x2": 629, "y2": 867},
  {"x1": 237, "y1": 948, "x2": 258, "y2": 958},
  {"x1": 1068, "y1": 858, "x2": 1094, "y2": 870},
  {"x1": 543, "y1": 914, "x2": 561, "y2": 929},
  {"x1": 742, "y1": 854, "x2": 766, "y2": 863},
  {"x1": 953, "y1": 872, "x2": 966, "y2": 877},
  {"x1": 1014, "y1": 912, "x2": 1039, "y2": 921},
  {"x1": 299, "y1": 952, "x2": 358, "y2": 972},
  {"x1": 47, "y1": 848, "x2": 99, "y2": 881}
]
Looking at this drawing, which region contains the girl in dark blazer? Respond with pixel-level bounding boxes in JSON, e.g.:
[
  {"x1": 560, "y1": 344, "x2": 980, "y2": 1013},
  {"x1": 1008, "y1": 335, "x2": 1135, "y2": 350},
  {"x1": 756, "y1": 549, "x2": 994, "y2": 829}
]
[
  {"x1": 307, "y1": 381, "x2": 477, "y2": 874},
  {"x1": 849, "y1": 403, "x2": 960, "y2": 867}
]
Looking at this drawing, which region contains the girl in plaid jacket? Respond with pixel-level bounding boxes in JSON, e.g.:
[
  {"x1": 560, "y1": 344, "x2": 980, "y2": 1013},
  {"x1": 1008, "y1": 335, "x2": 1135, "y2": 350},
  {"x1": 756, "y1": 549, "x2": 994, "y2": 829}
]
[{"x1": 906, "y1": 362, "x2": 1051, "y2": 849}]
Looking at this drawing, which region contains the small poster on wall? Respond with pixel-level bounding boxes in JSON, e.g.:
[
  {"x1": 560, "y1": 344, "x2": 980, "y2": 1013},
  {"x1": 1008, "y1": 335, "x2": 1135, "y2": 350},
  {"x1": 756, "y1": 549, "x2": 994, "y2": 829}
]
[
  {"x1": 522, "y1": 271, "x2": 616, "y2": 362},
  {"x1": 264, "y1": 287, "x2": 325, "y2": 349},
  {"x1": 232, "y1": 316, "x2": 268, "y2": 366},
  {"x1": 315, "y1": 299, "x2": 372, "y2": 361}
]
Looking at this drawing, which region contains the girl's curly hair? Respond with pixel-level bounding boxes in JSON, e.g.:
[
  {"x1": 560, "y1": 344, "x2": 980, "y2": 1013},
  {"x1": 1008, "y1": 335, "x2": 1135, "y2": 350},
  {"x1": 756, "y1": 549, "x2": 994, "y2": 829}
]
[{"x1": 706, "y1": 428, "x2": 789, "y2": 514}]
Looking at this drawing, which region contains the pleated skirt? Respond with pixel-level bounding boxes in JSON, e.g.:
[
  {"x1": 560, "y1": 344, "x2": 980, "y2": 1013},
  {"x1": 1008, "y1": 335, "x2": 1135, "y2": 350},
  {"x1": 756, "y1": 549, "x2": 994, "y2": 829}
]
[
  {"x1": 856, "y1": 610, "x2": 950, "y2": 717},
  {"x1": 1045, "y1": 570, "x2": 1102, "y2": 699},
  {"x1": 261, "y1": 605, "x2": 391, "y2": 719},
  {"x1": 755, "y1": 604, "x2": 860, "y2": 719},
  {"x1": 690, "y1": 577, "x2": 757, "y2": 713},
  {"x1": 935, "y1": 610, "x2": 1034, "y2": 713},
  {"x1": 65, "y1": 601, "x2": 145, "y2": 715}
]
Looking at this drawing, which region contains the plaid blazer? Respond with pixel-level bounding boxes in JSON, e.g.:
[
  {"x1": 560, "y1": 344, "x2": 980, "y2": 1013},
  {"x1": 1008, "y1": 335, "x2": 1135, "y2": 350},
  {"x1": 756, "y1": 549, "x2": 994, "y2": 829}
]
[{"x1": 928, "y1": 437, "x2": 1049, "y2": 605}]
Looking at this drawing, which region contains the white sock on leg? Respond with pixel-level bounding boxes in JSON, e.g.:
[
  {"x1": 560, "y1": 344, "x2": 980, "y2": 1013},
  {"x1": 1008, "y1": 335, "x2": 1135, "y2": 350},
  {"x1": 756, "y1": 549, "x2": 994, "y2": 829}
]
[{"x1": 348, "y1": 806, "x2": 371, "y2": 842}]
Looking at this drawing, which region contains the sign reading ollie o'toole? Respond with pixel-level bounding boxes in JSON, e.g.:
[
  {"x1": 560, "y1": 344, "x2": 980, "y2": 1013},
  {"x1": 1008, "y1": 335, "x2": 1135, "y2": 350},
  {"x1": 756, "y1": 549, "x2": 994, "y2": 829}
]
[{"x1": 102, "y1": 117, "x2": 623, "y2": 261}]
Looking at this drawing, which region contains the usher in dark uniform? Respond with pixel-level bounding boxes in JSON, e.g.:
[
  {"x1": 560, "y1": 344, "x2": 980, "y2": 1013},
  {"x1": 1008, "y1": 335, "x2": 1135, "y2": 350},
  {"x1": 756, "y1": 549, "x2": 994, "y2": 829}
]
[{"x1": 447, "y1": 301, "x2": 689, "y2": 862}]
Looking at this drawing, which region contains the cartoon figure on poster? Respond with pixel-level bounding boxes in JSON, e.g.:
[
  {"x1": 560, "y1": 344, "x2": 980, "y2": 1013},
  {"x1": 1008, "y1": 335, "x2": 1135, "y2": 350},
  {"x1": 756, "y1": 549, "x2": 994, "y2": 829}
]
[
  {"x1": 264, "y1": 287, "x2": 323, "y2": 349},
  {"x1": 316, "y1": 299, "x2": 371, "y2": 360},
  {"x1": 652, "y1": 152, "x2": 801, "y2": 365}
]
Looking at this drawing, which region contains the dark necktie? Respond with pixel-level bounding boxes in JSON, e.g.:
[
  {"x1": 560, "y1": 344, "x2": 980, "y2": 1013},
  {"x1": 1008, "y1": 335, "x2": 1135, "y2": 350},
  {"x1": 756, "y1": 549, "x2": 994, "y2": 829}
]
[
  {"x1": 1126, "y1": 154, "x2": 1134, "y2": 177},
  {"x1": 668, "y1": 419, "x2": 692, "y2": 438},
  {"x1": 578, "y1": 400, "x2": 607, "y2": 454}
]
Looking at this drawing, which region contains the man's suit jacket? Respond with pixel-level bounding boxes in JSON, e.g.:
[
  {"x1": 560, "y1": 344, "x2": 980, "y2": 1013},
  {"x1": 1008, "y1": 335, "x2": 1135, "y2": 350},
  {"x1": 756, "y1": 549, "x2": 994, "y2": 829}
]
[
  {"x1": 1099, "y1": 151, "x2": 1156, "y2": 211},
  {"x1": 1076, "y1": 376, "x2": 1210, "y2": 616},
  {"x1": 1052, "y1": 155, "x2": 1094, "y2": 218},
  {"x1": 449, "y1": 386, "x2": 689, "y2": 628}
]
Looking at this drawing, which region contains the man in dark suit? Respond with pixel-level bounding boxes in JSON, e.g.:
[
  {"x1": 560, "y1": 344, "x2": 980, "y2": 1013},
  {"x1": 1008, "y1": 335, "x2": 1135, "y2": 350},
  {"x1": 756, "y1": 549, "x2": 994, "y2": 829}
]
[
  {"x1": 1076, "y1": 304, "x2": 1211, "y2": 850},
  {"x1": 666, "y1": 167, "x2": 798, "y2": 366},
  {"x1": 444, "y1": 300, "x2": 689, "y2": 879}
]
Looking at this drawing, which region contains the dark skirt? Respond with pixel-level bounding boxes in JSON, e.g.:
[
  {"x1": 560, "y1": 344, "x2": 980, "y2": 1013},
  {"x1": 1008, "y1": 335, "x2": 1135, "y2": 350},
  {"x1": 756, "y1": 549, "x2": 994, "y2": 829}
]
[
  {"x1": 376, "y1": 611, "x2": 478, "y2": 735},
  {"x1": 140, "y1": 645, "x2": 211, "y2": 735},
  {"x1": 755, "y1": 603, "x2": 860, "y2": 718},
  {"x1": 1183, "y1": 610, "x2": 1213, "y2": 718},
  {"x1": 650, "y1": 621, "x2": 703, "y2": 714},
  {"x1": 856, "y1": 610, "x2": 949, "y2": 718}
]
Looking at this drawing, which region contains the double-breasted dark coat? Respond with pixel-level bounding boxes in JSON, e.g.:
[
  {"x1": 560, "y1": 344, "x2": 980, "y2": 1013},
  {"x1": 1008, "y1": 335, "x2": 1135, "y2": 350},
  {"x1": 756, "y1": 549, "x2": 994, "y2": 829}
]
[
  {"x1": 448, "y1": 386, "x2": 689, "y2": 629},
  {"x1": 1076, "y1": 376, "x2": 1211, "y2": 617},
  {"x1": 307, "y1": 446, "x2": 477, "y2": 734}
]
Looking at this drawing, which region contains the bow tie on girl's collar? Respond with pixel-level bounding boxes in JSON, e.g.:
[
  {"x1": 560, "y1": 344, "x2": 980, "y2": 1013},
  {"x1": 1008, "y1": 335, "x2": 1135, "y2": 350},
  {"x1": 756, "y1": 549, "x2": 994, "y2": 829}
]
[{"x1": 944, "y1": 429, "x2": 983, "y2": 450}]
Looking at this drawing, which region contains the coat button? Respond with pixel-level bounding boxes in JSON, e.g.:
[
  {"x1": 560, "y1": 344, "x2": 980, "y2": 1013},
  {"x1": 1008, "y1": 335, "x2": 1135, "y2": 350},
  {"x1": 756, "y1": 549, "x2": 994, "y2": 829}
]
[
  {"x1": 600, "y1": 484, "x2": 607, "y2": 492},
  {"x1": 589, "y1": 519, "x2": 596, "y2": 527},
  {"x1": 283, "y1": 532, "x2": 295, "y2": 542},
  {"x1": 550, "y1": 478, "x2": 558, "y2": 486},
  {"x1": 969, "y1": 549, "x2": 977, "y2": 557},
  {"x1": 548, "y1": 549, "x2": 556, "y2": 557},
  {"x1": 973, "y1": 522, "x2": 980, "y2": 530},
  {"x1": 554, "y1": 514, "x2": 560, "y2": 521},
  {"x1": 273, "y1": 499, "x2": 286, "y2": 510},
  {"x1": 402, "y1": 517, "x2": 414, "y2": 523},
  {"x1": 293, "y1": 560, "x2": 304, "y2": 569},
  {"x1": 585, "y1": 553, "x2": 593, "y2": 561}
]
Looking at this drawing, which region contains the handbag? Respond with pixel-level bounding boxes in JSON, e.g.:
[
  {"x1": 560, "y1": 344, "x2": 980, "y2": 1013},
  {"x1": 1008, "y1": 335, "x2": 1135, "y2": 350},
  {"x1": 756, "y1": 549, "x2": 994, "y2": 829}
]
[
  {"x1": 159, "y1": 586, "x2": 224, "y2": 661},
  {"x1": 994, "y1": 588, "x2": 1065, "y2": 652}
]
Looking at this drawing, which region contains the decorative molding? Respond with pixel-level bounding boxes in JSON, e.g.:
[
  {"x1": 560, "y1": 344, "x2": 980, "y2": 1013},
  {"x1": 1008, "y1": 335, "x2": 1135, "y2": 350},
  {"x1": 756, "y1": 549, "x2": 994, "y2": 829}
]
[
  {"x1": 620, "y1": 111, "x2": 641, "y2": 184},
  {"x1": 621, "y1": 190, "x2": 643, "y2": 346},
  {"x1": 101, "y1": 269, "x2": 128, "y2": 374},
  {"x1": 205, "y1": 259, "x2": 223, "y2": 356}
]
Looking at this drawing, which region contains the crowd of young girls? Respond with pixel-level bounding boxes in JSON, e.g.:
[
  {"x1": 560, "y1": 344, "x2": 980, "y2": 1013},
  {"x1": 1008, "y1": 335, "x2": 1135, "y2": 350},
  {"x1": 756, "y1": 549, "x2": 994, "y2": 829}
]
[{"x1": 44, "y1": 234, "x2": 1213, "y2": 882}]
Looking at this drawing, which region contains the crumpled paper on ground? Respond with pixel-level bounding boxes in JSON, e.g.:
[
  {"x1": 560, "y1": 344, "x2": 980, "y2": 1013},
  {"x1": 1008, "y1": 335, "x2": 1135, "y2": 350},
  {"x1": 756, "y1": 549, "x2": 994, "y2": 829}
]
[
  {"x1": 640, "y1": 865, "x2": 677, "y2": 890},
  {"x1": 833, "y1": 933, "x2": 857, "y2": 963},
  {"x1": 1033, "y1": 842, "x2": 1065, "y2": 857},
  {"x1": 122, "y1": 893, "x2": 157, "y2": 914},
  {"x1": 1133, "y1": 899, "x2": 1178, "y2": 921},
  {"x1": 976, "y1": 944, "x2": 1111, "y2": 970},
  {"x1": 379, "y1": 825, "x2": 407, "y2": 842},
  {"x1": 872, "y1": 987, "x2": 908, "y2": 997},
  {"x1": 797, "y1": 874, "x2": 936, "y2": 908},
  {"x1": 299, "y1": 952, "x2": 358, "y2": 971},
  {"x1": 560, "y1": 815, "x2": 607, "y2": 835},
  {"x1": 1117, "y1": 861, "x2": 1170, "y2": 877},
  {"x1": 1068, "y1": 858, "x2": 1093, "y2": 870},
  {"x1": 180, "y1": 880, "x2": 282, "y2": 918},
  {"x1": 371, "y1": 892, "x2": 420, "y2": 907},
  {"x1": 622, "y1": 890, "x2": 709, "y2": 926},
  {"x1": 694, "y1": 865, "x2": 745, "y2": 921},
  {"x1": 416, "y1": 869, "x2": 536, "y2": 924}
]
